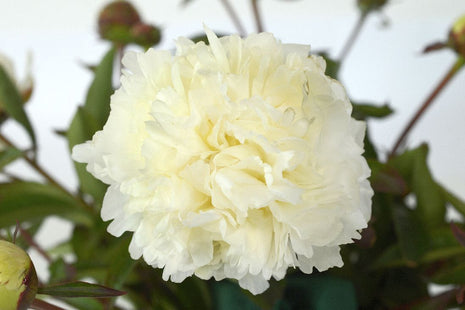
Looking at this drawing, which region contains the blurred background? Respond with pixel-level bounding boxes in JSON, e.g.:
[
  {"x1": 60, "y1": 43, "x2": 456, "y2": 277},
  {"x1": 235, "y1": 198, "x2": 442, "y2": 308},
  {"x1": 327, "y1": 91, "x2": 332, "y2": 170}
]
[{"x1": 1, "y1": 0, "x2": 464, "y2": 283}]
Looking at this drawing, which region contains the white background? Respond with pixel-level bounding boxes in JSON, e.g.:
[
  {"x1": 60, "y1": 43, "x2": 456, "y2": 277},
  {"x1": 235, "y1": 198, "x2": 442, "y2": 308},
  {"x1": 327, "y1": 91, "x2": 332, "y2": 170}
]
[{"x1": 1, "y1": 0, "x2": 465, "y2": 286}]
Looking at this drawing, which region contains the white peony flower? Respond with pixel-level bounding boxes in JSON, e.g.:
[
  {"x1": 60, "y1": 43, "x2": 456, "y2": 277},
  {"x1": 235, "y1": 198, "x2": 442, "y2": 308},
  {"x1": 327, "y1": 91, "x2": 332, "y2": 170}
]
[{"x1": 72, "y1": 28, "x2": 373, "y2": 295}]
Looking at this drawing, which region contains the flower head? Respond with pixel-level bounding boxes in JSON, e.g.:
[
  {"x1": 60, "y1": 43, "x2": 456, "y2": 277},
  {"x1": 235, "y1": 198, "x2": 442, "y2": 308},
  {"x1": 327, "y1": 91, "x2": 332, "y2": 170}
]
[
  {"x1": 73, "y1": 29, "x2": 372, "y2": 294},
  {"x1": 0, "y1": 240, "x2": 38, "y2": 310}
]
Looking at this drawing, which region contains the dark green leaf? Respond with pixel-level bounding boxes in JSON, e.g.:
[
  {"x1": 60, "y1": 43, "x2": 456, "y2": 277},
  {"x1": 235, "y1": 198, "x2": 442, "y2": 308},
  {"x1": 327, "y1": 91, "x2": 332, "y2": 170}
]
[
  {"x1": 67, "y1": 107, "x2": 107, "y2": 203},
  {"x1": 318, "y1": 52, "x2": 340, "y2": 79},
  {"x1": 0, "y1": 182, "x2": 92, "y2": 228},
  {"x1": 391, "y1": 203, "x2": 429, "y2": 264},
  {"x1": 352, "y1": 102, "x2": 394, "y2": 120},
  {"x1": 0, "y1": 146, "x2": 22, "y2": 170},
  {"x1": 38, "y1": 281, "x2": 125, "y2": 298},
  {"x1": 283, "y1": 274, "x2": 357, "y2": 310},
  {"x1": 191, "y1": 33, "x2": 227, "y2": 44},
  {"x1": 431, "y1": 261, "x2": 465, "y2": 284},
  {"x1": 0, "y1": 65, "x2": 36, "y2": 148},
  {"x1": 210, "y1": 280, "x2": 260, "y2": 310},
  {"x1": 369, "y1": 160, "x2": 408, "y2": 195},
  {"x1": 83, "y1": 47, "x2": 115, "y2": 129},
  {"x1": 389, "y1": 145, "x2": 446, "y2": 228},
  {"x1": 105, "y1": 234, "x2": 137, "y2": 289}
]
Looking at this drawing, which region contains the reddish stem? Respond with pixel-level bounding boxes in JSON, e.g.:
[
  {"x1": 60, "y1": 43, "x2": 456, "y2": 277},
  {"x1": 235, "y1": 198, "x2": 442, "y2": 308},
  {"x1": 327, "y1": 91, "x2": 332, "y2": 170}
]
[{"x1": 389, "y1": 56, "x2": 465, "y2": 157}]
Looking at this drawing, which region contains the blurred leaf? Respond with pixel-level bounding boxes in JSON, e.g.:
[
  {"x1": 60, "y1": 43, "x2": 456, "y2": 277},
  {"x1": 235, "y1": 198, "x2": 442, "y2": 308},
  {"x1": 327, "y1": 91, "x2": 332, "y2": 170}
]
[
  {"x1": 105, "y1": 233, "x2": 137, "y2": 289},
  {"x1": 318, "y1": 52, "x2": 340, "y2": 79},
  {"x1": 369, "y1": 160, "x2": 408, "y2": 195},
  {"x1": 441, "y1": 186, "x2": 465, "y2": 217},
  {"x1": 391, "y1": 203, "x2": 429, "y2": 264},
  {"x1": 431, "y1": 261, "x2": 465, "y2": 284},
  {"x1": 0, "y1": 182, "x2": 92, "y2": 228},
  {"x1": 165, "y1": 277, "x2": 212, "y2": 310},
  {"x1": 0, "y1": 146, "x2": 22, "y2": 170},
  {"x1": 352, "y1": 102, "x2": 394, "y2": 120},
  {"x1": 210, "y1": 280, "x2": 260, "y2": 310},
  {"x1": 59, "y1": 297, "x2": 104, "y2": 310},
  {"x1": 283, "y1": 274, "x2": 357, "y2": 310},
  {"x1": 451, "y1": 223, "x2": 465, "y2": 247},
  {"x1": 0, "y1": 65, "x2": 36, "y2": 148},
  {"x1": 83, "y1": 47, "x2": 115, "y2": 129},
  {"x1": 67, "y1": 107, "x2": 107, "y2": 203},
  {"x1": 389, "y1": 145, "x2": 446, "y2": 228},
  {"x1": 191, "y1": 33, "x2": 227, "y2": 44},
  {"x1": 38, "y1": 281, "x2": 125, "y2": 298},
  {"x1": 49, "y1": 258, "x2": 74, "y2": 284}
]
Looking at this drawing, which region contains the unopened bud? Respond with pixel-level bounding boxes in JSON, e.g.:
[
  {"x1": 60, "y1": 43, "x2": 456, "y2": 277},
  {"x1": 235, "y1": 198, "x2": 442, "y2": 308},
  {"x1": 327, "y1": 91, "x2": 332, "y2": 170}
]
[
  {"x1": 98, "y1": 0, "x2": 141, "y2": 45},
  {"x1": 130, "y1": 22, "x2": 161, "y2": 49},
  {"x1": 449, "y1": 15, "x2": 465, "y2": 57},
  {"x1": 0, "y1": 240, "x2": 38, "y2": 310},
  {"x1": 357, "y1": 0, "x2": 388, "y2": 14}
]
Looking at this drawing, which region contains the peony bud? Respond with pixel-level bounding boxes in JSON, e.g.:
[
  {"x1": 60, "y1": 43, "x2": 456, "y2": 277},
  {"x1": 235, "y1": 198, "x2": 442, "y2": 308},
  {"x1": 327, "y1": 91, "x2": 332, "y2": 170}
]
[
  {"x1": 449, "y1": 15, "x2": 465, "y2": 57},
  {"x1": 357, "y1": 0, "x2": 388, "y2": 14},
  {"x1": 0, "y1": 240, "x2": 38, "y2": 310},
  {"x1": 130, "y1": 22, "x2": 161, "y2": 49},
  {"x1": 98, "y1": 0, "x2": 141, "y2": 45}
]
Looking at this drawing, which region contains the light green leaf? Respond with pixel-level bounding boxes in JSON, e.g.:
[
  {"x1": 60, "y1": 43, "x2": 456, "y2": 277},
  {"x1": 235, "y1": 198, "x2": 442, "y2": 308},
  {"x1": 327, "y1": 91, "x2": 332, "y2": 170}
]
[
  {"x1": 0, "y1": 146, "x2": 22, "y2": 170},
  {"x1": 0, "y1": 65, "x2": 36, "y2": 148},
  {"x1": 0, "y1": 182, "x2": 93, "y2": 228},
  {"x1": 440, "y1": 185, "x2": 465, "y2": 217}
]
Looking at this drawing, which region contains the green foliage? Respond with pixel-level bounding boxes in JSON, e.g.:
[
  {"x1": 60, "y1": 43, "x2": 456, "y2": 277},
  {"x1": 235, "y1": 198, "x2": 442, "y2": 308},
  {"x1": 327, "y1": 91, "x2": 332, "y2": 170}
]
[
  {"x1": 67, "y1": 48, "x2": 115, "y2": 204},
  {"x1": 0, "y1": 146, "x2": 22, "y2": 170},
  {"x1": 38, "y1": 281, "x2": 125, "y2": 298},
  {"x1": 0, "y1": 182, "x2": 93, "y2": 227},
  {"x1": 0, "y1": 66, "x2": 36, "y2": 148}
]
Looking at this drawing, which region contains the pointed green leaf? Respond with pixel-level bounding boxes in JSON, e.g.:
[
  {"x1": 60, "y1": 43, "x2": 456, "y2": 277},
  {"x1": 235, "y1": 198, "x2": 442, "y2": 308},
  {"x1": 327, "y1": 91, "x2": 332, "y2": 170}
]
[
  {"x1": 0, "y1": 146, "x2": 22, "y2": 170},
  {"x1": 67, "y1": 107, "x2": 107, "y2": 203},
  {"x1": 0, "y1": 182, "x2": 92, "y2": 228},
  {"x1": 0, "y1": 65, "x2": 36, "y2": 148},
  {"x1": 38, "y1": 281, "x2": 125, "y2": 298},
  {"x1": 84, "y1": 47, "x2": 115, "y2": 129}
]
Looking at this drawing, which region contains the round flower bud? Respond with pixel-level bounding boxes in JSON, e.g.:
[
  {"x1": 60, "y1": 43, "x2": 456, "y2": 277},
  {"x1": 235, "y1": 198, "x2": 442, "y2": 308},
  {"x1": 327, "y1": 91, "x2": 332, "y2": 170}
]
[
  {"x1": 130, "y1": 22, "x2": 161, "y2": 49},
  {"x1": 98, "y1": 0, "x2": 141, "y2": 45},
  {"x1": 449, "y1": 15, "x2": 465, "y2": 57},
  {"x1": 357, "y1": 0, "x2": 388, "y2": 14},
  {"x1": 0, "y1": 240, "x2": 38, "y2": 310},
  {"x1": 73, "y1": 28, "x2": 373, "y2": 295}
]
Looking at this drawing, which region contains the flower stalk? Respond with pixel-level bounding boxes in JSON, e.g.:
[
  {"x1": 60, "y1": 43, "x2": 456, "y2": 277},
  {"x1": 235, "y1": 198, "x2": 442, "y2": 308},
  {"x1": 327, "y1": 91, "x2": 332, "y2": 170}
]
[{"x1": 389, "y1": 56, "x2": 465, "y2": 157}]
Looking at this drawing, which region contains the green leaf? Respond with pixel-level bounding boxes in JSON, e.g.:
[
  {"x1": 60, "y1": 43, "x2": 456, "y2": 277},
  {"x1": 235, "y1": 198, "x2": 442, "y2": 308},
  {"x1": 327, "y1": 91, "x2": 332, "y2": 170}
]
[
  {"x1": 210, "y1": 280, "x2": 260, "y2": 310},
  {"x1": 0, "y1": 182, "x2": 93, "y2": 228},
  {"x1": 389, "y1": 145, "x2": 446, "y2": 228},
  {"x1": 0, "y1": 146, "x2": 22, "y2": 170},
  {"x1": 318, "y1": 52, "x2": 340, "y2": 79},
  {"x1": 105, "y1": 234, "x2": 137, "y2": 289},
  {"x1": 59, "y1": 297, "x2": 104, "y2": 310},
  {"x1": 38, "y1": 281, "x2": 125, "y2": 298},
  {"x1": 0, "y1": 65, "x2": 36, "y2": 148},
  {"x1": 83, "y1": 47, "x2": 115, "y2": 129},
  {"x1": 391, "y1": 203, "x2": 429, "y2": 264},
  {"x1": 283, "y1": 274, "x2": 357, "y2": 310},
  {"x1": 450, "y1": 223, "x2": 465, "y2": 247},
  {"x1": 352, "y1": 102, "x2": 394, "y2": 120},
  {"x1": 431, "y1": 261, "x2": 465, "y2": 284},
  {"x1": 369, "y1": 160, "x2": 408, "y2": 195},
  {"x1": 441, "y1": 186, "x2": 465, "y2": 217},
  {"x1": 67, "y1": 107, "x2": 107, "y2": 203}
]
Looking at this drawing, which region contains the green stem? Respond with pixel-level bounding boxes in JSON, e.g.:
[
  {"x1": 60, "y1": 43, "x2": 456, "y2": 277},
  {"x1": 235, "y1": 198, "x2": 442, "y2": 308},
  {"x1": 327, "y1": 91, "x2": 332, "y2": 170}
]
[
  {"x1": 389, "y1": 56, "x2": 465, "y2": 157},
  {"x1": 220, "y1": 0, "x2": 247, "y2": 36},
  {"x1": 0, "y1": 133, "x2": 95, "y2": 214},
  {"x1": 339, "y1": 13, "x2": 367, "y2": 62},
  {"x1": 251, "y1": 0, "x2": 264, "y2": 33}
]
